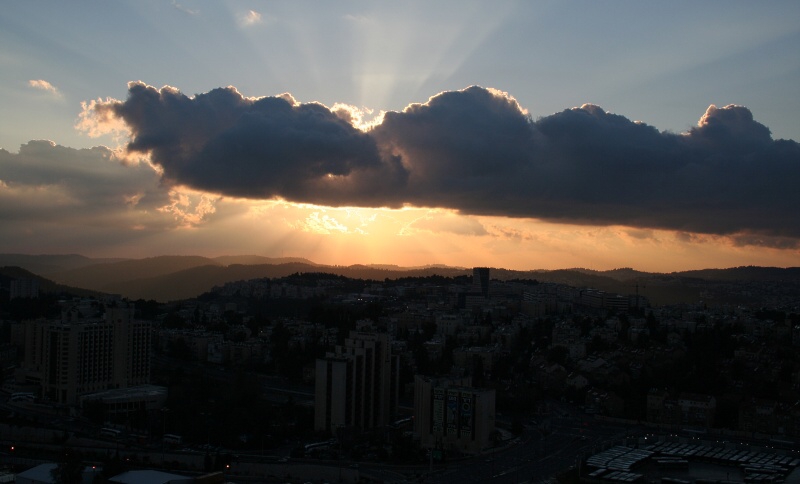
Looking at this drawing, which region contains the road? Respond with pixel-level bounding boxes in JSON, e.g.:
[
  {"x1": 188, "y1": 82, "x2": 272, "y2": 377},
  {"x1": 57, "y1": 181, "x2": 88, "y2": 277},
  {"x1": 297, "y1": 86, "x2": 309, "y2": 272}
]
[
  {"x1": 355, "y1": 405, "x2": 638, "y2": 483},
  {"x1": 3, "y1": 362, "x2": 640, "y2": 483}
]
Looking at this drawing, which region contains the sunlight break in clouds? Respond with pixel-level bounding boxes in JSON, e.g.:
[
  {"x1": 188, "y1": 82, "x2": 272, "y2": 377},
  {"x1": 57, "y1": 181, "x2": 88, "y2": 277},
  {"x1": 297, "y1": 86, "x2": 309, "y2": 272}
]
[
  {"x1": 28, "y1": 79, "x2": 60, "y2": 96},
  {"x1": 76, "y1": 98, "x2": 130, "y2": 140},
  {"x1": 1, "y1": 138, "x2": 797, "y2": 270},
  {"x1": 331, "y1": 103, "x2": 385, "y2": 132},
  {"x1": 158, "y1": 188, "x2": 219, "y2": 228},
  {"x1": 55, "y1": 82, "x2": 800, "y2": 270}
]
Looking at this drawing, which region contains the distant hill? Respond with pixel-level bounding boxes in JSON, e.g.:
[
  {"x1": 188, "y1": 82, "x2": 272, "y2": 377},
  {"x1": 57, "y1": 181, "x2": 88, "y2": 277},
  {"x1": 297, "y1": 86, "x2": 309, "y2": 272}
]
[
  {"x1": 212, "y1": 255, "x2": 318, "y2": 266},
  {"x1": 48, "y1": 255, "x2": 221, "y2": 293},
  {"x1": 673, "y1": 266, "x2": 800, "y2": 282},
  {"x1": 567, "y1": 267, "x2": 652, "y2": 282},
  {"x1": 0, "y1": 266, "x2": 104, "y2": 298},
  {"x1": 101, "y1": 263, "x2": 322, "y2": 301},
  {"x1": 101, "y1": 263, "x2": 474, "y2": 301},
  {"x1": 484, "y1": 268, "x2": 697, "y2": 305},
  {"x1": 2, "y1": 253, "x2": 796, "y2": 304},
  {"x1": 494, "y1": 268, "x2": 624, "y2": 288},
  {"x1": 0, "y1": 253, "x2": 127, "y2": 276},
  {"x1": 366, "y1": 263, "x2": 468, "y2": 271}
]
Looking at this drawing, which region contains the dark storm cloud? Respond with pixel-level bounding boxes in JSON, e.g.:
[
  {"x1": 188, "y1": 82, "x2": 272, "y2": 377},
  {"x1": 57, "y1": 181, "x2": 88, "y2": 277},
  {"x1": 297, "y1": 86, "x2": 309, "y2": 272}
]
[
  {"x1": 518, "y1": 103, "x2": 800, "y2": 239},
  {"x1": 371, "y1": 86, "x2": 538, "y2": 208},
  {"x1": 91, "y1": 82, "x2": 800, "y2": 241},
  {"x1": 92, "y1": 82, "x2": 408, "y2": 206}
]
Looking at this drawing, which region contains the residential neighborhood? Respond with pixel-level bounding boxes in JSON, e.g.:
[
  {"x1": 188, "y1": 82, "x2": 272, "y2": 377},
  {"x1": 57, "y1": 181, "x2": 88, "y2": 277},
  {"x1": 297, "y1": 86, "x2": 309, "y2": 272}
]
[{"x1": 1, "y1": 265, "x2": 799, "y2": 482}]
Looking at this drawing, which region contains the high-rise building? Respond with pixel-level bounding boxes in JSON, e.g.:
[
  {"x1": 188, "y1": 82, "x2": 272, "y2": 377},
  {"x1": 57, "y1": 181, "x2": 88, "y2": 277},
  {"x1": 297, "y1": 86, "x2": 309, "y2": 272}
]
[
  {"x1": 414, "y1": 375, "x2": 495, "y2": 454},
  {"x1": 315, "y1": 331, "x2": 399, "y2": 434},
  {"x1": 472, "y1": 267, "x2": 490, "y2": 298},
  {"x1": 16, "y1": 301, "x2": 151, "y2": 405}
]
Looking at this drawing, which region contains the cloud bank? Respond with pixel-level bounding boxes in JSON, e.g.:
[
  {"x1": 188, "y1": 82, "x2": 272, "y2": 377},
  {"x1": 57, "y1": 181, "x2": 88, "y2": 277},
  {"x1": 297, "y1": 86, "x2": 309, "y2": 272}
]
[
  {"x1": 80, "y1": 82, "x2": 800, "y2": 244},
  {"x1": 0, "y1": 141, "x2": 220, "y2": 253}
]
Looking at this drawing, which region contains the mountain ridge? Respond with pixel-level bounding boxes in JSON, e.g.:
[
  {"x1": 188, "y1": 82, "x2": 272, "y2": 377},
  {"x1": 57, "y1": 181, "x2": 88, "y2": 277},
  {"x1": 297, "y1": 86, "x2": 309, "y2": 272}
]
[
  {"x1": 2, "y1": 253, "x2": 797, "y2": 303},
  {"x1": 0, "y1": 265, "x2": 107, "y2": 298}
]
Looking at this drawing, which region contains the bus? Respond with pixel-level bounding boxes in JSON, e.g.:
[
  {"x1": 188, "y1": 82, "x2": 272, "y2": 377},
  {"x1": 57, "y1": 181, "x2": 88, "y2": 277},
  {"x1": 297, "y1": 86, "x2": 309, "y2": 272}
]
[
  {"x1": 10, "y1": 392, "x2": 35, "y2": 402},
  {"x1": 163, "y1": 434, "x2": 183, "y2": 445},
  {"x1": 100, "y1": 428, "x2": 122, "y2": 438},
  {"x1": 303, "y1": 439, "x2": 336, "y2": 456}
]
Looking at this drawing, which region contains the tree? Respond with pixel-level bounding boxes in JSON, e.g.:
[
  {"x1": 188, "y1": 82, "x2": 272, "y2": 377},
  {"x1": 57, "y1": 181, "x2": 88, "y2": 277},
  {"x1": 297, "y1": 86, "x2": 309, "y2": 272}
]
[
  {"x1": 100, "y1": 450, "x2": 128, "y2": 482},
  {"x1": 133, "y1": 299, "x2": 161, "y2": 320},
  {"x1": 168, "y1": 337, "x2": 194, "y2": 361},
  {"x1": 546, "y1": 345, "x2": 569, "y2": 366},
  {"x1": 490, "y1": 355, "x2": 513, "y2": 382},
  {"x1": 470, "y1": 355, "x2": 485, "y2": 386},
  {"x1": 82, "y1": 400, "x2": 105, "y2": 425},
  {"x1": 270, "y1": 321, "x2": 291, "y2": 375},
  {"x1": 162, "y1": 311, "x2": 186, "y2": 329},
  {"x1": 413, "y1": 344, "x2": 431, "y2": 375},
  {"x1": 51, "y1": 447, "x2": 84, "y2": 484},
  {"x1": 421, "y1": 321, "x2": 437, "y2": 341}
]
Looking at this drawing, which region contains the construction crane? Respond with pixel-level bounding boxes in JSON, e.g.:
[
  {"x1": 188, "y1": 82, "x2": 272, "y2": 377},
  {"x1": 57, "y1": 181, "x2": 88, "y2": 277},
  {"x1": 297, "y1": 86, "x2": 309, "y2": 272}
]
[{"x1": 629, "y1": 282, "x2": 646, "y2": 311}]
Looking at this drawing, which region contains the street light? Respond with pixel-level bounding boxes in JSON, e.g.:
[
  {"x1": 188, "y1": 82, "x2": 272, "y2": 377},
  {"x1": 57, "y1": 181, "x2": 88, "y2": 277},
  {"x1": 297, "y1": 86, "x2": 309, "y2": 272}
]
[{"x1": 160, "y1": 407, "x2": 169, "y2": 464}]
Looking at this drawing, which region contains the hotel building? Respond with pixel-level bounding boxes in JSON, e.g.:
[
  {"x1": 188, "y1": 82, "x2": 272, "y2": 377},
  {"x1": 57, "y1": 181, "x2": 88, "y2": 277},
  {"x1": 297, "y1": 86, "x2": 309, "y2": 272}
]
[{"x1": 16, "y1": 301, "x2": 151, "y2": 405}]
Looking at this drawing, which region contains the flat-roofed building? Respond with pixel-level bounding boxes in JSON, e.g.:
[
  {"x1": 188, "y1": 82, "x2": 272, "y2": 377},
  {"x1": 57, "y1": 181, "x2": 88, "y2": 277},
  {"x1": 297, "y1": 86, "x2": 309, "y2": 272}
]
[
  {"x1": 472, "y1": 268, "x2": 490, "y2": 297},
  {"x1": 414, "y1": 375, "x2": 495, "y2": 454},
  {"x1": 79, "y1": 384, "x2": 167, "y2": 418},
  {"x1": 16, "y1": 301, "x2": 151, "y2": 405},
  {"x1": 315, "y1": 331, "x2": 400, "y2": 434}
]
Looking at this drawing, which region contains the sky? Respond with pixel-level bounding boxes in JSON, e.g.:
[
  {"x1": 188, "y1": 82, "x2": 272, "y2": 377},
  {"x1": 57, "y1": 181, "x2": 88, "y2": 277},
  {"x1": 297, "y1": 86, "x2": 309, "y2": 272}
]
[{"x1": 1, "y1": 1, "x2": 799, "y2": 273}]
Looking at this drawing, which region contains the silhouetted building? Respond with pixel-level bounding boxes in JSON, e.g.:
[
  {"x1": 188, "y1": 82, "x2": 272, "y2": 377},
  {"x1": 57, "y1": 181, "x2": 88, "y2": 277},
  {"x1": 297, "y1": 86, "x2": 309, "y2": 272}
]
[
  {"x1": 739, "y1": 398, "x2": 778, "y2": 434},
  {"x1": 460, "y1": 267, "x2": 491, "y2": 311},
  {"x1": 414, "y1": 375, "x2": 496, "y2": 454},
  {"x1": 79, "y1": 384, "x2": 167, "y2": 421},
  {"x1": 647, "y1": 389, "x2": 716, "y2": 428},
  {"x1": 472, "y1": 267, "x2": 490, "y2": 297},
  {"x1": 315, "y1": 331, "x2": 399, "y2": 434},
  {"x1": 16, "y1": 301, "x2": 151, "y2": 405}
]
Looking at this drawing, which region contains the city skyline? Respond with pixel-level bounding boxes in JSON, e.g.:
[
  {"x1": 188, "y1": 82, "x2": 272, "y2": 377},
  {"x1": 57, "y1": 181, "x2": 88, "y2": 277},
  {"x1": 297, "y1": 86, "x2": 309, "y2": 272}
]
[{"x1": 2, "y1": 1, "x2": 799, "y2": 272}]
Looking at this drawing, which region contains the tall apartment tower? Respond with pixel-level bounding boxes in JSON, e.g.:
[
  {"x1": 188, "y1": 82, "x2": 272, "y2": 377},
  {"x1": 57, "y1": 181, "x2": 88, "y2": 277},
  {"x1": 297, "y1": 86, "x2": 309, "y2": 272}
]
[
  {"x1": 472, "y1": 267, "x2": 490, "y2": 298},
  {"x1": 17, "y1": 301, "x2": 151, "y2": 405},
  {"x1": 315, "y1": 331, "x2": 400, "y2": 435}
]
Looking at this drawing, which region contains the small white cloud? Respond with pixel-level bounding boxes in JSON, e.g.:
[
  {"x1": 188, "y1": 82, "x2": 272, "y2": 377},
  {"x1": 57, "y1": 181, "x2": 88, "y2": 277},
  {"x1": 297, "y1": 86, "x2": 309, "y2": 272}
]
[
  {"x1": 172, "y1": 0, "x2": 198, "y2": 16},
  {"x1": 343, "y1": 13, "x2": 370, "y2": 23},
  {"x1": 240, "y1": 10, "x2": 262, "y2": 26},
  {"x1": 28, "y1": 79, "x2": 60, "y2": 96}
]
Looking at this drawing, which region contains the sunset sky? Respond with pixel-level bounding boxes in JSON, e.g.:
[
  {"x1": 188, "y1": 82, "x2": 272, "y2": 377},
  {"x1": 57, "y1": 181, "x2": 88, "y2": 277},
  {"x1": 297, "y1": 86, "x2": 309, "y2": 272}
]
[{"x1": 1, "y1": 1, "x2": 799, "y2": 272}]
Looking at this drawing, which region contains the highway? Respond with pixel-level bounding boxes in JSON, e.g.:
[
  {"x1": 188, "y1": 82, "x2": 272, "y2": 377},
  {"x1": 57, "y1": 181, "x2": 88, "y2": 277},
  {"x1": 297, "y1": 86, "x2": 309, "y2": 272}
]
[{"x1": 355, "y1": 406, "x2": 638, "y2": 483}]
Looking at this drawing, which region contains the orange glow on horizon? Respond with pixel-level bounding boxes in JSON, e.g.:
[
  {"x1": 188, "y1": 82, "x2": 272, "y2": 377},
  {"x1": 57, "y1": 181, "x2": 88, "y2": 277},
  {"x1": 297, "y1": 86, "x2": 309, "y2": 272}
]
[{"x1": 140, "y1": 199, "x2": 798, "y2": 273}]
